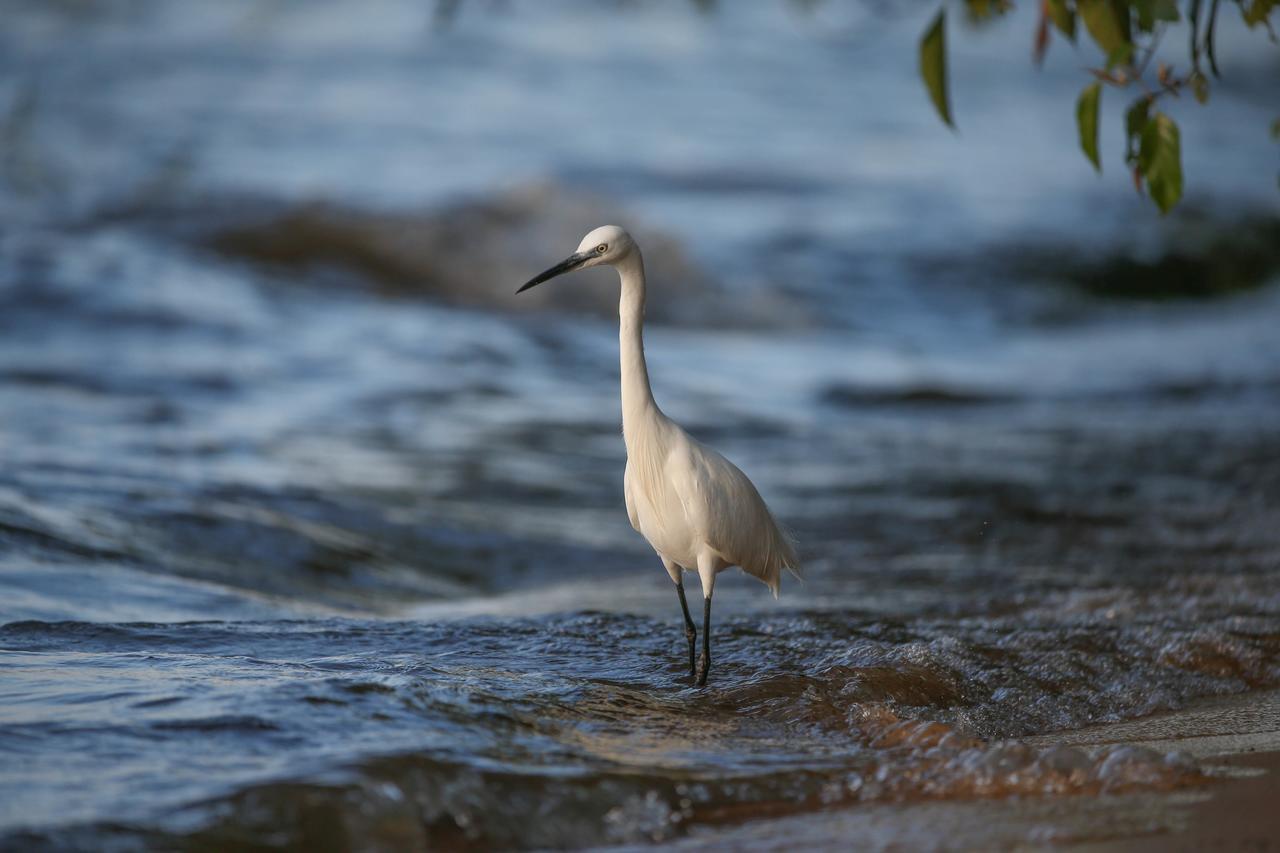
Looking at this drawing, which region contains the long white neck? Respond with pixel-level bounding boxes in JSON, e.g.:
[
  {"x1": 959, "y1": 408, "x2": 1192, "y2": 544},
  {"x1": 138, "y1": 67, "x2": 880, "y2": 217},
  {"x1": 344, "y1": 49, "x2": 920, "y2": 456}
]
[{"x1": 615, "y1": 250, "x2": 660, "y2": 447}]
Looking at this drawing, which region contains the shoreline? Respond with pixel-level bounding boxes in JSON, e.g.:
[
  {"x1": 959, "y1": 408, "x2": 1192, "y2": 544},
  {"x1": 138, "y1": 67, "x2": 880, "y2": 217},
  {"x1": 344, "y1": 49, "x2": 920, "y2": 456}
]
[
  {"x1": 642, "y1": 689, "x2": 1280, "y2": 851},
  {"x1": 1063, "y1": 688, "x2": 1280, "y2": 852}
]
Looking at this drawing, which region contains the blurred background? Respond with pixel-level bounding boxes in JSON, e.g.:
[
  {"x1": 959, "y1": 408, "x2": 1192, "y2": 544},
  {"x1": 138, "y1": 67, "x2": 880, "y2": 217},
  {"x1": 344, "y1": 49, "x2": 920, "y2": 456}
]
[{"x1": 2, "y1": 1, "x2": 1279, "y2": 849}]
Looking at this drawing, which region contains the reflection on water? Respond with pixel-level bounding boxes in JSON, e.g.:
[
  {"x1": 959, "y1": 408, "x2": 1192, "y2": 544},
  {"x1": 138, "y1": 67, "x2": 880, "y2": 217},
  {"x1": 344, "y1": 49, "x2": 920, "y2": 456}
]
[{"x1": 1, "y1": 0, "x2": 1279, "y2": 849}]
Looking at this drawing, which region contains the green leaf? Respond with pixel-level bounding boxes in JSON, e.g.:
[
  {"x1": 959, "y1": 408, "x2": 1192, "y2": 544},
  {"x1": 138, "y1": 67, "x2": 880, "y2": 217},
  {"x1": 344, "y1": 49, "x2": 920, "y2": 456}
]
[
  {"x1": 1046, "y1": 0, "x2": 1077, "y2": 39},
  {"x1": 1135, "y1": 1, "x2": 1155, "y2": 30},
  {"x1": 1105, "y1": 43, "x2": 1135, "y2": 68},
  {"x1": 1139, "y1": 112, "x2": 1183, "y2": 214},
  {"x1": 1124, "y1": 96, "x2": 1150, "y2": 161},
  {"x1": 964, "y1": 0, "x2": 1013, "y2": 22},
  {"x1": 1077, "y1": 82, "x2": 1102, "y2": 172},
  {"x1": 1134, "y1": 0, "x2": 1181, "y2": 29},
  {"x1": 1079, "y1": 0, "x2": 1132, "y2": 58},
  {"x1": 1243, "y1": 0, "x2": 1277, "y2": 27},
  {"x1": 1189, "y1": 71, "x2": 1210, "y2": 104},
  {"x1": 1125, "y1": 98, "x2": 1150, "y2": 139},
  {"x1": 920, "y1": 7, "x2": 954, "y2": 128}
]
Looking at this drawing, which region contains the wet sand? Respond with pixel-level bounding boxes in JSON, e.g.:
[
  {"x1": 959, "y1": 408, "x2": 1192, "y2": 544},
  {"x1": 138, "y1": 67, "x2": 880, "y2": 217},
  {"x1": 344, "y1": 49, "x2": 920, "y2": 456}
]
[
  {"x1": 642, "y1": 689, "x2": 1280, "y2": 851},
  {"x1": 1074, "y1": 690, "x2": 1280, "y2": 853},
  {"x1": 1089, "y1": 751, "x2": 1280, "y2": 853}
]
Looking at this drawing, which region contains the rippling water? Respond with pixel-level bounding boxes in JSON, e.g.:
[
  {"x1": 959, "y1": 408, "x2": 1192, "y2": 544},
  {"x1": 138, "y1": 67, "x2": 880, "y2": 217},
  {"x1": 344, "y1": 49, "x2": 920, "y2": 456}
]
[
  {"x1": 2, "y1": 1, "x2": 1279, "y2": 849},
  {"x1": 5, "y1": 599, "x2": 1273, "y2": 849}
]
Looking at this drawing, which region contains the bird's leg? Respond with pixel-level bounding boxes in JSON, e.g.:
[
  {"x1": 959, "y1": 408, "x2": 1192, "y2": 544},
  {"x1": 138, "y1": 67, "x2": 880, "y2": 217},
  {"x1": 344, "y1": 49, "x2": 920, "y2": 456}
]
[
  {"x1": 675, "y1": 577, "x2": 697, "y2": 677},
  {"x1": 695, "y1": 594, "x2": 712, "y2": 687}
]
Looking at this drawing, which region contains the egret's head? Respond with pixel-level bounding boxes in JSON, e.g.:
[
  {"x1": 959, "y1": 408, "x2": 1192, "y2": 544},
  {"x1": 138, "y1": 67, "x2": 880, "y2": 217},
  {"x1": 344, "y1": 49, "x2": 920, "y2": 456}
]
[{"x1": 517, "y1": 225, "x2": 635, "y2": 294}]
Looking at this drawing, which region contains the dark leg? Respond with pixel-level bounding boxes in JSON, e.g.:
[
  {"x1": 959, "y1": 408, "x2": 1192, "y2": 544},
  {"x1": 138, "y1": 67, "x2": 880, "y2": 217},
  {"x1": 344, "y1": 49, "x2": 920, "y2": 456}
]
[
  {"x1": 675, "y1": 578, "x2": 697, "y2": 677},
  {"x1": 695, "y1": 595, "x2": 712, "y2": 687}
]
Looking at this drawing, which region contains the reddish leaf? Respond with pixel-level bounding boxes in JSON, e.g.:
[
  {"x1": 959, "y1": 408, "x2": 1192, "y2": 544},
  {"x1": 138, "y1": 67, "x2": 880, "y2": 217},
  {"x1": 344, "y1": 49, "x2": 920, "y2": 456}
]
[{"x1": 1034, "y1": 7, "x2": 1051, "y2": 65}]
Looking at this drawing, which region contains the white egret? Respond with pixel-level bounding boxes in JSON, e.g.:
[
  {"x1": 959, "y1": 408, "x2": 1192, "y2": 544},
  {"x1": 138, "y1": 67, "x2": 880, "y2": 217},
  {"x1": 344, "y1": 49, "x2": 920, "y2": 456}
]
[{"x1": 517, "y1": 226, "x2": 800, "y2": 686}]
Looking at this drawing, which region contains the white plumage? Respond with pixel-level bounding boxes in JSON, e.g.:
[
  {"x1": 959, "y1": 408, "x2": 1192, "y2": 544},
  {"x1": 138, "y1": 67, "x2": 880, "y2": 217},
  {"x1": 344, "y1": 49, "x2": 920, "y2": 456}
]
[
  {"x1": 518, "y1": 225, "x2": 800, "y2": 685},
  {"x1": 623, "y1": 418, "x2": 799, "y2": 598}
]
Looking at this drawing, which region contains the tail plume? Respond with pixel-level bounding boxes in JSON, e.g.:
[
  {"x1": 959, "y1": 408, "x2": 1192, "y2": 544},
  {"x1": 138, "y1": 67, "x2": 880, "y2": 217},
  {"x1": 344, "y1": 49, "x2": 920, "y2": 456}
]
[{"x1": 744, "y1": 514, "x2": 801, "y2": 599}]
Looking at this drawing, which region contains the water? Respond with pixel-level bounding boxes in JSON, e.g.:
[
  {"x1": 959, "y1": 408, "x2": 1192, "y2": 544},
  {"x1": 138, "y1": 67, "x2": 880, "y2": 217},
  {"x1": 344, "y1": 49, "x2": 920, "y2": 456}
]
[{"x1": 2, "y1": 1, "x2": 1279, "y2": 849}]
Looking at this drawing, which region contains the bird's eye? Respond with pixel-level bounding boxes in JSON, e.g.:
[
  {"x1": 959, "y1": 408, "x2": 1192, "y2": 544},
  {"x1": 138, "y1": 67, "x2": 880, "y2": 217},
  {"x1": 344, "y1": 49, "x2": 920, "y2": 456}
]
[{"x1": 596, "y1": 244, "x2": 608, "y2": 253}]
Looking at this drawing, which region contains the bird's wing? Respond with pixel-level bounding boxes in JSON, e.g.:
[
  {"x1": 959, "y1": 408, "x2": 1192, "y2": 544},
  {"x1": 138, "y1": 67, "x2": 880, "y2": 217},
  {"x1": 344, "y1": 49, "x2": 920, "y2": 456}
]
[
  {"x1": 680, "y1": 442, "x2": 771, "y2": 561},
  {"x1": 669, "y1": 433, "x2": 800, "y2": 593},
  {"x1": 622, "y1": 460, "x2": 642, "y2": 533}
]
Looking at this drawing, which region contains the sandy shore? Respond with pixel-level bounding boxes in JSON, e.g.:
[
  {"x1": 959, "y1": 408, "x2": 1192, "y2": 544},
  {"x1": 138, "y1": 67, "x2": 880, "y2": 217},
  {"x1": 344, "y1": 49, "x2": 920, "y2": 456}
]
[
  {"x1": 631, "y1": 689, "x2": 1280, "y2": 851},
  {"x1": 1064, "y1": 689, "x2": 1280, "y2": 853}
]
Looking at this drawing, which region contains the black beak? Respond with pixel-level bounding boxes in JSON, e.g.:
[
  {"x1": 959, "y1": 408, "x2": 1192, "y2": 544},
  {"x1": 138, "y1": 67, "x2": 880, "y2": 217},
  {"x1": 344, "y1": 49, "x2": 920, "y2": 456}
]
[{"x1": 516, "y1": 252, "x2": 591, "y2": 294}]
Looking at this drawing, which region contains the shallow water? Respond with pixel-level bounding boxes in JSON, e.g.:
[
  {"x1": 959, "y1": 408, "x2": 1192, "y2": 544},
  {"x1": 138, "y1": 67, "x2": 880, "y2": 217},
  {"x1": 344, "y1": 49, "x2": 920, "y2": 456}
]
[
  {"x1": 2, "y1": 1, "x2": 1279, "y2": 849},
  {"x1": 3, "y1": 603, "x2": 1271, "y2": 849}
]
